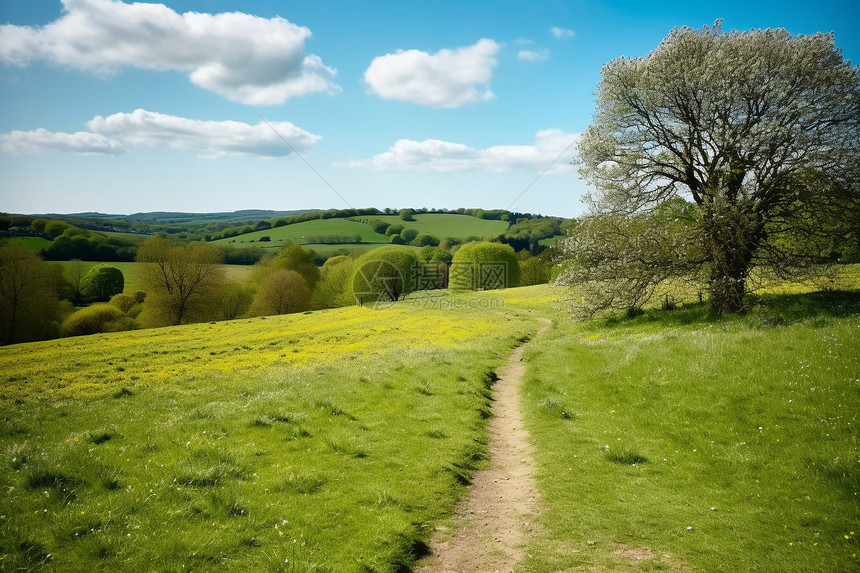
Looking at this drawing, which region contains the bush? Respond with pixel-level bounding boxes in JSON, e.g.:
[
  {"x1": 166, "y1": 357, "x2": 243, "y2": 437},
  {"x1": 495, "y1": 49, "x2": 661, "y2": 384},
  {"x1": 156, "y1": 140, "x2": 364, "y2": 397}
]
[
  {"x1": 81, "y1": 264, "x2": 124, "y2": 302},
  {"x1": 412, "y1": 233, "x2": 440, "y2": 247},
  {"x1": 368, "y1": 219, "x2": 391, "y2": 235},
  {"x1": 449, "y1": 242, "x2": 520, "y2": 291},
  {"x1": 61, "y1": 305, "x2": 137, "y2": 337},
  {"x1": 249, "y1": 270, "x2": 311, "y2": 316},
  {"x1": 349, "y1": 247, "x2": 419, "y2": 304},
  {"x1": 400, "y1": 228, "x2": 419, "y2": 243},
  {"x1": 385, "y1": 224, "x2": 404, "y2": 237},
  {"x1": 109, "y1": 293, "x2": 138, "y2": 314},
  {"x1": 270, "y1": 245, "x2": 320, "y2": 289},
  {"x1": 518, "y1": 255, "x2": 552, "y2": 286}
]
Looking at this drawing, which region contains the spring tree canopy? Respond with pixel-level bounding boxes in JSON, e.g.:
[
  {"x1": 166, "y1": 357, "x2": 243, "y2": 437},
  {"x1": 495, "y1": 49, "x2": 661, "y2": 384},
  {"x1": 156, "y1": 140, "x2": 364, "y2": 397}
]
[{"x1": 568, "y1": 21, "x2": 860, "y2": 314}]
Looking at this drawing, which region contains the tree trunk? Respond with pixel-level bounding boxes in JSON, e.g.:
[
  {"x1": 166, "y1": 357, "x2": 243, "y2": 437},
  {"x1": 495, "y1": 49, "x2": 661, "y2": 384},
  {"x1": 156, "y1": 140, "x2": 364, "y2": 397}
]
[{"x1": 703, "y1": 199, "x2": 761, "y2": 315}]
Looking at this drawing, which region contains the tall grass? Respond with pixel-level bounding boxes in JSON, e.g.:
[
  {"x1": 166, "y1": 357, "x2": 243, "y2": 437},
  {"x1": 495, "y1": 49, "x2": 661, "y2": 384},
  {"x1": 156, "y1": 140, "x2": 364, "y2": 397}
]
[{"x1": 520, "y1": 290, "x2": 860, "y2": 572}]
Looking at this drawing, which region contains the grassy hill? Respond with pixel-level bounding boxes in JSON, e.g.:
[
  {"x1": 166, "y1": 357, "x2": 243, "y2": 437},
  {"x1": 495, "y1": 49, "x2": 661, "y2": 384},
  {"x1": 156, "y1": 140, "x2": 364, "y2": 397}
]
[
  {"x1": 1, "y1": 285, "x2": 857, "y2": 571},
  {"x1": 0, "y1": 296, "x2": 537, "y2": 571},
  {"x1": 209, "y1": 213, "x2": 510, "y2": 253},
  {"x1": 211, "y1": 218, "x2": 389, "y2": 250},
  {"x1": 367, "y1": 213, "x2": 510, "y2": 240}
]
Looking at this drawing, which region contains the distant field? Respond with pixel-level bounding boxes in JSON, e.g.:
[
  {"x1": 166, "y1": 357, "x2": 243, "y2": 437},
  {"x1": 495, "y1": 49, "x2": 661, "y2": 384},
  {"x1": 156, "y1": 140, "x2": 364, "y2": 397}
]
[
  {"x1": 210, "y1": 218, "x2": 389, "y2": 248},
  {"x1": 96, "y1": 230, "x2": 151, "y2": 244},
  {"x1": 368, "y1": 213, "x2": 510, "y2": 240},
  {"x1": 209, "y1": 213, "x2": 510, "y2": 252},
  {"x1": 5, "y1": 236, "x2": 53, "y2": 252}
]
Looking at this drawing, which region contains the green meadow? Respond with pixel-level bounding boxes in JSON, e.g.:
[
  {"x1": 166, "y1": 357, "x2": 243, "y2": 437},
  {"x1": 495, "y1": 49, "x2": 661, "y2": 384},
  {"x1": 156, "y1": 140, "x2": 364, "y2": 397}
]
[
  {"x1": 0, "y1": 300, "x2": 538, "y2": 572},
  {"x1": 1, "y1": 283, "x2": 857, "y2": 571},
  {"x1": 211, "y1": 219, "x2": 389, "y2": 249},
  {"x1": 520, "y1": 291, "x2": 860, "y2": 572},
  {"x1": 367, "y1": 214, "x2": 510, "y2": 240}
]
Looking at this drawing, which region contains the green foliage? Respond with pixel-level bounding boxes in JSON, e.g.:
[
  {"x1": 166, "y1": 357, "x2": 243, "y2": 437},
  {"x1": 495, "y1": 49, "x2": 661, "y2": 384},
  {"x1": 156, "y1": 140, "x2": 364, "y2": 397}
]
[
  {"x1": 215, "y1": 280, "x2": 252, "y2": 320},
  {"x1": 399, "y1": 208, "x2": 416, "y2": 221},
  {"x1": 518, "y1": 254, "x2": 553, "y2": 286},
  {"x1": 385, "y1": 224, "x2": 405, "y2": 237},
  {"x1": 270, "y1": 245, "x2": 321, "y2": 290},
  {"x1": 136, "y1": 236, "x2": 225, "y2": 326},
  {"x1": 81, "y1": 264, "x2": 124, "y2": 302},
  {"x1": 249, "y1": 270, "x2": 311, "y2": 316},
  {"x1": 449, "y1": 242, "x2": 520, "y2": 291},
  {"x1": 503, "y1": 217, "x2": 562, "y2": 253},
  {"x1": 43, "y1": 221, "x2": 71, "y2": 238},
  {"x1": 557, "y1": 203, "x2": 706, "y2": 317},
  {"x1": 60, "y1": 305, "x2": 136, "y2": 337},
  {"x1": 108, "y1": 292, "x2": 140, "y2": 314},
  {"x1": 412, "y1": 232, "x2": 440, "y2": 247},
  {"x1": 350, "y1": 247, "x2": 419, "y2": 304},
  {"x1": 367, "y1": 219, "x2": 391, "y2": 235},
  {"x1": 0, "y1": 244, "x2": 60, "y2": 345},
  {"x1": 313, "y1": 256, "x2": 355, "y2": 310},
  {"x1": 400, "y1": 228, "x2": 419, "y2": 243},
  {"x1": 576, "y1": 22, "x2": 860, "y2": 314}
]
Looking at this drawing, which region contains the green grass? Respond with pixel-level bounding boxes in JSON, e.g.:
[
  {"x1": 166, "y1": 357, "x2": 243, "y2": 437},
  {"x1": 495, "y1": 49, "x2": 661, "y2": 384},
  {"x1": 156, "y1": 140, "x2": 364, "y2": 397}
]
[
  {"x1": 520, "y1": 290, "x2": 860, "y2": 572},
  {"x1": 1, "y1": 280, "x2": 857, "y2": 571},
  {"x1": 210, "y1": 219, "x2": 390, "y2": 248},
  {"x1": 367, "y1": 214, "x2": 510, "y2": 240},
  {"x1": 4, "y1": 236, "x2": 53, "y2": 252},
  {"x1": 0, "y1": 302, "x2": 539, "y2": 572}
]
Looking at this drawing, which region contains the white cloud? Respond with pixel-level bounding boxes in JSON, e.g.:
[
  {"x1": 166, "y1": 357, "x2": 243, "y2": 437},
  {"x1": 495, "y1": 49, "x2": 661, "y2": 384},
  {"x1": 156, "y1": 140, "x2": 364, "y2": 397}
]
[
  {"x1": 0, "y1": 110, "x2": 321, "y2": 157},
  {"x1": 518, "y1": 48, "x2": 550, "y2": 62},
  {"x1": 0, "y1": 0, "x2": 339, "y2": 105},
  {"x1": 342, "y1": 129, "x2": 579, "y2": 173},
  {"x1": 0, "y1": 128, "x2": 126, "y2": 155},
  {"x1": 364, "y1": 39, "x2": 499, "y2": 108},
  {"x1": 551, "y1": 27, "x2": 575, "y2": 39},
  {"x1": 87, "y1": 109, "x2": 321, "y2": 157}
]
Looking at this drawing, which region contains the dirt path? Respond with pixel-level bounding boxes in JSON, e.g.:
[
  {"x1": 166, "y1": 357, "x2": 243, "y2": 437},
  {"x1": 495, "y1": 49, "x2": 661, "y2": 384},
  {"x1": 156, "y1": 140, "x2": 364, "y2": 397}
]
[{"x1": 414, "y1": 321, "x2": 549, "y2": 572}]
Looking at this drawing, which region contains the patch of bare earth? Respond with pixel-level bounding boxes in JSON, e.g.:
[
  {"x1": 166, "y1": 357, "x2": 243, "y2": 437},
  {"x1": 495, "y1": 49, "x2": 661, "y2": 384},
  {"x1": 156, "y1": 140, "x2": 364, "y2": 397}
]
[{"x1": 414, "y1": 324, "x2": 548, "y2": 573}]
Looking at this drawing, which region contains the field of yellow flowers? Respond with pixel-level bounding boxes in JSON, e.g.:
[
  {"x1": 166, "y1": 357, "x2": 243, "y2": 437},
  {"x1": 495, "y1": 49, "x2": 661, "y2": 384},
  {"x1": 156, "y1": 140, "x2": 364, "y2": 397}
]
[{"x1": 0, "y1": 295, "x2": 544, "y2": 571}]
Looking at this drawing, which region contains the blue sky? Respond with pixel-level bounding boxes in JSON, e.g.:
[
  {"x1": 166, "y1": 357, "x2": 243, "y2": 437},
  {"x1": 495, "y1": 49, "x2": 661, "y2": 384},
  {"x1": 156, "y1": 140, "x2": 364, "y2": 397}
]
[{"x1": 1, "y1": 0, "x2": 857, "y2": 218}]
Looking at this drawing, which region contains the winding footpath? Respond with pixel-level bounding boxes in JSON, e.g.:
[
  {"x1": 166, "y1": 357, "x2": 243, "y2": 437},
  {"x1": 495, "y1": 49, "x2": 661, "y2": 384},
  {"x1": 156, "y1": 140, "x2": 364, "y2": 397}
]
[{"x1": 414, "y1": 320, "x2": 550, "y2": 572}]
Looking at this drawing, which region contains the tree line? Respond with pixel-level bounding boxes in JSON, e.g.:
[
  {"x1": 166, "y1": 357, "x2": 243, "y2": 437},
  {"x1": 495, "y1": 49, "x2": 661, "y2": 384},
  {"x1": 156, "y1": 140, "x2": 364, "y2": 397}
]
[{"x1": 0, "y1": 236, "x2": 555, "y2": 345}]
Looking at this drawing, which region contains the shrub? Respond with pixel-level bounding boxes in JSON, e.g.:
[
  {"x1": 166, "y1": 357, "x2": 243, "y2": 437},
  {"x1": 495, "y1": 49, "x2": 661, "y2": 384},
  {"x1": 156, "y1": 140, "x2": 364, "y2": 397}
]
[
  {"x1": 61, "y1": 305, "x2": 136, "y2": 336},
  {"x1": 249, "y1": 270, "x2": 311, "y2": 316},
  {"x1": 368, "y1": 219, "x2": 391, "y2": 235},
  {"x1": 349, "y1": 247, "x2": 419, "y2": 304},
  {"x1": 109, "y1": 293, "x2": 138, "y2": 314},
  {"x1": 449, "y1": 242, "x2": 520, "y2": 291},
  {"x1": 400, "y1": 228, "x2": 419, "y2": 243},
  {"x1": 412, "y1": 233, "x2": 440, "y2": 247},
  {"x1": 385, "y1": 224, "x2": 404, "y2": 237},
  {"x1": 81, "y1": 264, "x2": 124, "y2": 302},
  {"x1": 270, "y1": 245, "x2": 320, "y2": 289}
]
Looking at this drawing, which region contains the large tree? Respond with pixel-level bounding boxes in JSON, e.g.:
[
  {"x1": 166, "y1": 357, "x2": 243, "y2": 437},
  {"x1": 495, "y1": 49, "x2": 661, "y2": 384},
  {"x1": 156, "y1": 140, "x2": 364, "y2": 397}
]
[
  {"x1": 0, "y1": 244, "x2": 60, "y2": 344},
  {"x1": 137, "y1": 236, "x2": 225, "y2": 325},
  {"x1": 573, "y1": 22, "x2": 859, "y2": 314}
]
